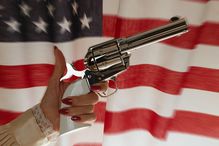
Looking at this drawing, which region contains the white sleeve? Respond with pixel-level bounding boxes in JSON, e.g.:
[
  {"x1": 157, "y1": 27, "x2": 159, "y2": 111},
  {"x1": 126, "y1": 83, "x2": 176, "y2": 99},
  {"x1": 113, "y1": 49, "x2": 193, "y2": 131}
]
[
  {"x1": 0, "y1": 104, "x2": 59, "y2": 146},
  {"x1": 31, "y1": 104, "x2": 59, "y2": 142}
]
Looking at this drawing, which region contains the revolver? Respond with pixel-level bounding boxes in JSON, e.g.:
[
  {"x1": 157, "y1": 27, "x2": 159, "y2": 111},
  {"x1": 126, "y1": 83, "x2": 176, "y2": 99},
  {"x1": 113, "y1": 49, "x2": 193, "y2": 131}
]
[{"x1": 59, "y1": 16, "x2": 189, "y2": 136}]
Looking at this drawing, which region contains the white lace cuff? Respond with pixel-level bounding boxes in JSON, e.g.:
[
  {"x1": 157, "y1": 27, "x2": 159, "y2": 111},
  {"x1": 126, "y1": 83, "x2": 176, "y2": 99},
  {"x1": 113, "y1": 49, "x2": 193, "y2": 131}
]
[{"x1": 31, "y1": 104, "x2": 59, "y2": 142}]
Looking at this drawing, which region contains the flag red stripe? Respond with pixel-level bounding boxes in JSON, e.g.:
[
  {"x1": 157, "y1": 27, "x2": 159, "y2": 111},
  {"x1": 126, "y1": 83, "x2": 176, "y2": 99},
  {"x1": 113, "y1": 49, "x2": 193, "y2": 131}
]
[
  {"x1": 0, "y1": 64, "x2": 53, "y2": 88},
  {"x1": 104, "y1": 109, "x2": 219, "y2": 139},
  {"x1": 114, "y1": 65, "x2": 219, "y2": 94},
  {"x1": 103, "y1": 16, "x2": 219, "y2": 49},
  {"x1": 183, "y1": 66, "x2": 219, "y2": 92},
  {"x1": 94, "y1": 102, "x2": 106, "y2": 123},
  {"x1": 195, "y1": 22, "x2": 219, "y2": 47},
  {"x1": 169, "y1": 110, "x2": 219, "y2": 139},
  {"x1": 104, "y1": 109, "x2": 171, "y2": 139},
  {"x1": 1, "y1": 64, "x2": 219, "y2": 94},
  {"x1": 74, "y1": 144, "x2": 101, "y2": 146},
  {"x1": 114, "y1": 64, "x2": 184, "y2": 95},
  {"x1": 0, "y1": 109, "x2": 21, "y2": 125},
  {"x1": 185, "y1": 0, "x2": 209, "y2": 3}
]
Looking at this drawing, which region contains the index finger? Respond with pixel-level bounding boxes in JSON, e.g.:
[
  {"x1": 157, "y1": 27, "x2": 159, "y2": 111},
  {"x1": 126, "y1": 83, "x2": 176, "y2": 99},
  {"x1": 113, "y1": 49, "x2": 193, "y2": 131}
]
[{"x1": 90, "y1": 81, "x2": 108, "y2": 92}]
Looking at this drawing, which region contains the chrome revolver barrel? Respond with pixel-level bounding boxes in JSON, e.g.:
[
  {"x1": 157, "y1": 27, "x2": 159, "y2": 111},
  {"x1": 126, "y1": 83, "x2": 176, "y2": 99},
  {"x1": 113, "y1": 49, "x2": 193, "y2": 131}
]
[{"x1": 119, "y1": 17, "x2": 188, "y2": 52}]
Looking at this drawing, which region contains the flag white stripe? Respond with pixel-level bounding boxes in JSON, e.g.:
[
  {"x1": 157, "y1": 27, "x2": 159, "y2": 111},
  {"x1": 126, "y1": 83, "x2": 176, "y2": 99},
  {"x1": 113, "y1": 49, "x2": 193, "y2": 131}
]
[
  {"x1": 1, "y1": 40, "x2": 219, "y2": 71},
  {"x1": 0, "y1": 42, "x2": 55, "y2": 65},
  {"x1": 166, "y1": 132, "x2": 219, "y2": 146},
  {"x1": 106, "y1": 87, "x2": 219, "y2": 117},
  {"x1": 0, "y1": 87, "x2": 46, "y2": 112},
  {"x1": 106, "y1": 87, "x2": 178, "y2": 117},
  {"x1": 103, "y1": 130, "x2": 219, "y2": 146},
  {"x1": 176, "y1": 88, "x2": 219, "y2": 116},
  {"x1": 190, "y1": 44, "x2": 219, "y2": 69},
  {"x1": 103, "y1": 130, "x2": 163, "y2": 146},
  {"x1": 0, "y1": 37, "x2": 108, "y2": 65},
  {"x1": 103, "y1": 0, "x2": 219, "y2": 25},
  {"x1": 52, "y1": 123, "x2": 103, "y2": 146},
  {"x1": 0, "y1": 38, "x2": 142, "y2": 63}
]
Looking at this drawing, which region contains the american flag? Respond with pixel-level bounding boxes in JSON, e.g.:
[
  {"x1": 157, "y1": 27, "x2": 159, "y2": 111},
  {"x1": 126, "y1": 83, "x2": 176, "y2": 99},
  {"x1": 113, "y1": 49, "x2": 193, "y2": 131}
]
[{"x1": 0, "y1": 0, "x2": 219, "y2": 146}]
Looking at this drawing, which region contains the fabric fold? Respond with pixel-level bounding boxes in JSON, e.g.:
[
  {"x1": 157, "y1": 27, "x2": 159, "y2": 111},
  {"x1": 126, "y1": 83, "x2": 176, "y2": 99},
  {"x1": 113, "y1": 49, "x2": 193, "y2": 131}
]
[{"x1": 0, "y1": 124, "x2": 19, "y2": 146}]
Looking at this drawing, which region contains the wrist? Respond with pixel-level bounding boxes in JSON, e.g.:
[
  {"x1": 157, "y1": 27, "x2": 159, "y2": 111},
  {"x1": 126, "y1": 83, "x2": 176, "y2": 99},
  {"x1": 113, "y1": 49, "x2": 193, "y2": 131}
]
[
  {"x1": 32, "y1": 104, "x2": 59, "y2": 141},
  {"x1": 40, "y1": 102, "x2": 60, "y2": 131}
]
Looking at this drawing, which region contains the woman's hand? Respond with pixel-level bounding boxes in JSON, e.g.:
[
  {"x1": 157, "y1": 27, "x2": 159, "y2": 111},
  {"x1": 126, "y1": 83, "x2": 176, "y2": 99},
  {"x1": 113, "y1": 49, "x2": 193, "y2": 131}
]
[
  {"x1": 60, "y1": 82, "x2": 107, "y2": 122},
  {"x1": 40, "y1": 47, "x2": 107, "y2": 131}
]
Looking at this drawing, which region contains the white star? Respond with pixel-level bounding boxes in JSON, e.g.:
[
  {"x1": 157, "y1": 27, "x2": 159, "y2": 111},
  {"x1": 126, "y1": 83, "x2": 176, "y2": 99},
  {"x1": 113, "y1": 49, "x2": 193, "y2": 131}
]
[
  {"x1": 4, "y1": 18, "x2": 21, "y2": 33},
  {"x1": 57, "y1": 17, "x2": 72, "y2": 33},
  {"x1": 72, "y1": 1, "x2": 78, "y2": 15},
  {"x1": 33, "y1": 17, "x2": 48, "y2": 33},
  {"x1": 47, "y1": 3, "x2": 55, "y2": 17},
  {"x1": 19, "y1": 2, "x2": 32, "y2": 17},
  {"x1": 80, "y1": 13, "x2": 92, "y2": 29}
]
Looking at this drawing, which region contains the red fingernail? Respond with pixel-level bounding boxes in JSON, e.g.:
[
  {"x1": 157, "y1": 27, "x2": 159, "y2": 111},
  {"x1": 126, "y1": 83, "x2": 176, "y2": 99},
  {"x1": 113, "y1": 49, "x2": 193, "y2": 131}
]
[
  {"x1": 62, "y1": 98, "x2": 72, "y2": 105},
  {"x1": 59, "y1": 109, "x2": 68, "y2": 115},
  {"x1": 91, "y1": 85, "x2": 101, "y2": 91},
  {"x1": 71, "y1": 116, "x2": 81, "y2": 121}
]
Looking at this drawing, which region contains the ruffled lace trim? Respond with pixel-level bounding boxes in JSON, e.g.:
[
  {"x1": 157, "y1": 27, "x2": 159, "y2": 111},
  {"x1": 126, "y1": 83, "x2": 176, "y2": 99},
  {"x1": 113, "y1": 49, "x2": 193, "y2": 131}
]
[{"x1": 31, "y1": 104, "x2": 59, "y2": 142}]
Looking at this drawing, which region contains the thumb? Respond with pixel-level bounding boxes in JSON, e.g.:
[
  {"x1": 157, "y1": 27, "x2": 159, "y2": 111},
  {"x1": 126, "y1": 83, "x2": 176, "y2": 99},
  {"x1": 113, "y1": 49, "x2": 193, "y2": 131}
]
[{"x1": 51, "y1": 46, "x2": 66, "y2": 80}]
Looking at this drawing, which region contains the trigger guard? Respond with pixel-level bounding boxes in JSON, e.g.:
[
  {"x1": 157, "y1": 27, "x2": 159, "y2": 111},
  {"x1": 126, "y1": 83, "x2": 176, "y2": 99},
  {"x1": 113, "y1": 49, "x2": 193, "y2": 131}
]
[{"x1": 98, "y1": 77, "x2": 118, "y2": 97}]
